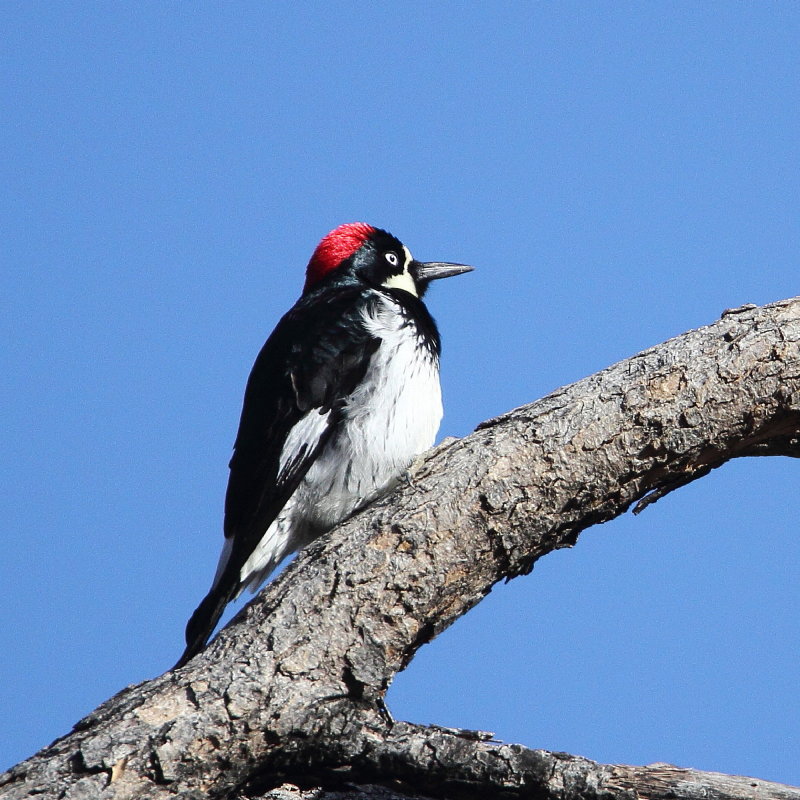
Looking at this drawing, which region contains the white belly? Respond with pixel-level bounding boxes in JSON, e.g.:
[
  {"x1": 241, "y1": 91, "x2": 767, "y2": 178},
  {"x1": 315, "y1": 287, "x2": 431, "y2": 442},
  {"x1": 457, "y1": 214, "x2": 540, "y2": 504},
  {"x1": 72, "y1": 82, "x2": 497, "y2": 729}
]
[
  {"x1": 238, "y1": 292, "x2": 442, "y2": 592},
  {"x1": 302, "y1": 325, "x2": 442, "y2": 529}
]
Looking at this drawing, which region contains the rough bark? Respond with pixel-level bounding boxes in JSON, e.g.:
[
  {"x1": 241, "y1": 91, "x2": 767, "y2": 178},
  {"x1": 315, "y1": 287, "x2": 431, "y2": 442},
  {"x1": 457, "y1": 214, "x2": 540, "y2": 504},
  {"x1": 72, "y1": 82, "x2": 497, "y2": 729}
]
[{"x1": 3, "y1": 298, "x2": 800, "y2": 800}]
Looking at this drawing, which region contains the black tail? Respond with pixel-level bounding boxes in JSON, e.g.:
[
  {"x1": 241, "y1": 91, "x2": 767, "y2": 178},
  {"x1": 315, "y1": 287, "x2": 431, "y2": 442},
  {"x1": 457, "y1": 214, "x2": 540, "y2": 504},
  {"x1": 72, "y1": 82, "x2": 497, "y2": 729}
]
[{"x1": 173, "y1": 582, "x2": 236, "y2": 669}]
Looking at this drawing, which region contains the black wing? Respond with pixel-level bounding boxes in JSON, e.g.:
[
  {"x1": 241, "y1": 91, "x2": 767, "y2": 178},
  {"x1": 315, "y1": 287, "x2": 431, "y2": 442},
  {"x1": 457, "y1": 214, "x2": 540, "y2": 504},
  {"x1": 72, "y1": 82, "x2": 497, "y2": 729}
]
[{"x1": 177, "y1": 286, "x2": 381, "y2": 667}]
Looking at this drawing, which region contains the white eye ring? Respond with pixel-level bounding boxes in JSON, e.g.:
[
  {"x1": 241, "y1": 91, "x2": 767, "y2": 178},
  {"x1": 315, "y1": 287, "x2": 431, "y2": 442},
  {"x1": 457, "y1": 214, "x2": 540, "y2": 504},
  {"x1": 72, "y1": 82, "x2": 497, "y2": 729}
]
[{"x1": 385, "y1": 251, "x2": 399, "y2": 266}]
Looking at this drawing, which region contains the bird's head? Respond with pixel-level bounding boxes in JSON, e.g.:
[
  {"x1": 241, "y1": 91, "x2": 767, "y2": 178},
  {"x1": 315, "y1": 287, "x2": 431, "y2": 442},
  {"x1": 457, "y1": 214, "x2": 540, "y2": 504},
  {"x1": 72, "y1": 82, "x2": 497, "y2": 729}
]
[{"x1": 303, "y1": 222, "x2": 473, "y2": 297}]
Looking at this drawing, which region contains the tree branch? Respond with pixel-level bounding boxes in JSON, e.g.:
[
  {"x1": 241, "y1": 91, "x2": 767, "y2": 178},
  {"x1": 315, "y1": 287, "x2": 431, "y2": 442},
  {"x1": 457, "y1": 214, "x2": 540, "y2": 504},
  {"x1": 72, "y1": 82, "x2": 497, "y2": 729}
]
[
  {"x1": 3, "y1": 297, "x2": 800, "y2": 800},
  {"x1": 286, "y1": 721, "x2": 800, "y2": 800}
]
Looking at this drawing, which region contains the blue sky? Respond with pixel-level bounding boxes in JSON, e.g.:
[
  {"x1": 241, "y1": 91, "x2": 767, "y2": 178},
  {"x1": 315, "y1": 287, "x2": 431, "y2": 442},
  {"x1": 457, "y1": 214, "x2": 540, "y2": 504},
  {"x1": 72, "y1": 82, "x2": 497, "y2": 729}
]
[{"x1": 2, "y1": 1, "x2": 799, "y2": 783}]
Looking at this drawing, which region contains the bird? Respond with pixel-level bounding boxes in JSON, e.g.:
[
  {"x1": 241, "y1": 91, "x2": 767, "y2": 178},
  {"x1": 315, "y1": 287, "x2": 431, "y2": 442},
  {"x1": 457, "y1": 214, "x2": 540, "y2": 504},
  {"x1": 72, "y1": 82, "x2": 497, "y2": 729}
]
[{"x1": 176, "y1": 222, "x2": 473, "y2": 668}]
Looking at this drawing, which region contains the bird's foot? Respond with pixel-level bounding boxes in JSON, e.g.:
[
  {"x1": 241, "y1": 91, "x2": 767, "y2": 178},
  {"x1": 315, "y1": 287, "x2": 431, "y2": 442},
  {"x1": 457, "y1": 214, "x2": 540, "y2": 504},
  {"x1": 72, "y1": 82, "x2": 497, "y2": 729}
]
[
  {"x1": 402, "y1": 437, "x2": 459, "y2": 487},
  {"x1": 401, "y1": 453, "x2": 430, "y2": 488}
]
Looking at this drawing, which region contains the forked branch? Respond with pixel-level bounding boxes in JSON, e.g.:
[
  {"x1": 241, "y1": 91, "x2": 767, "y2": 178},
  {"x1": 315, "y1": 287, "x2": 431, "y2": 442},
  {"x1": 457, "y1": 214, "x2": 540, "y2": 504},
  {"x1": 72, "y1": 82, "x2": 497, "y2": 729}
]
[{"x1": 3, "y1": 298, "x2": 800, "y2": 800}]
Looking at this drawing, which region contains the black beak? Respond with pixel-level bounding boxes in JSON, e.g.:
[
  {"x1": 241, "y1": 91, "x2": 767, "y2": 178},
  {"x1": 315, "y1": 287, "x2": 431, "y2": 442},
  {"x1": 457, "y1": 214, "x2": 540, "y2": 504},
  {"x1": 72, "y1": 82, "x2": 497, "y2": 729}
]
[{"x1": 412, "y1": 261, "x2": 475, "y2": 282}]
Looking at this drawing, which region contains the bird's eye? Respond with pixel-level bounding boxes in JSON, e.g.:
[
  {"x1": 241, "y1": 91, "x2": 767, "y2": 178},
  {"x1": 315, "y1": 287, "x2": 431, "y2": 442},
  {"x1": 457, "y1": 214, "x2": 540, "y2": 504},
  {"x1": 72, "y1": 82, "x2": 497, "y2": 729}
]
[{"x1": 384, "y1": 251, "x2": 399, "y2": 266}]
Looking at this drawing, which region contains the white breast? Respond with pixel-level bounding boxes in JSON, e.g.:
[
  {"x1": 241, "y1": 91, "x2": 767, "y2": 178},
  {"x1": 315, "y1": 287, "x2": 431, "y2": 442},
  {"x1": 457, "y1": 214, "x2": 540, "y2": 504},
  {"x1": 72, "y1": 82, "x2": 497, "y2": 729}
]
[
  {"x1": 304, "y1": 291, "x2": 442, "y2": 526},
  {"x1": 237, "y1": 291, "x2": 442, "y2": 592}
]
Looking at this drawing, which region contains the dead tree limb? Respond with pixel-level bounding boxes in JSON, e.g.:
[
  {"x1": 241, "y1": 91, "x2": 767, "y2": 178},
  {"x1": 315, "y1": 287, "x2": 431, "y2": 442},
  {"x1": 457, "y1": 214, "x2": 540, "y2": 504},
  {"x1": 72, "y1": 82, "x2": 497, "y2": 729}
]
[{"x1": 3, "y1": 297, "x2": 800, "y2": 800}]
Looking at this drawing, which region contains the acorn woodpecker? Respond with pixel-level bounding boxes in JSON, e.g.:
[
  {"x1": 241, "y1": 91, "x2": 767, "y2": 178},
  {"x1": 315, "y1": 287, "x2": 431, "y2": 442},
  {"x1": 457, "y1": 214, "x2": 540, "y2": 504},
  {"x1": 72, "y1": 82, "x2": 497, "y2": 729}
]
[{"x1": 176, "y1": 222, "x2": 473, "y2": 667}]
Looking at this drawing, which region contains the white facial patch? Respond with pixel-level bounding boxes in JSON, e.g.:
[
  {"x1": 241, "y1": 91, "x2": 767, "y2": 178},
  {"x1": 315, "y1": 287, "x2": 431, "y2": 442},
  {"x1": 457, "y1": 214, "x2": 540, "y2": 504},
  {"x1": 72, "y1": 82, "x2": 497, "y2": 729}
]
[{"x1": 382, "y1": 246, "x2": 417, "y2": 296}]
